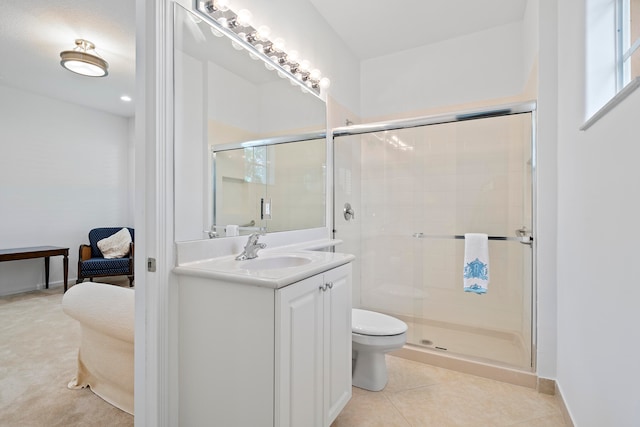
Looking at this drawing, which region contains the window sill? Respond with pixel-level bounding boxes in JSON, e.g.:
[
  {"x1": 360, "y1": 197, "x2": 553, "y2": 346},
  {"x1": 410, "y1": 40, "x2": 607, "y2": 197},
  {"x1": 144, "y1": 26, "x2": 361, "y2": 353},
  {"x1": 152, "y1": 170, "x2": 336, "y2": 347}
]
[{"x1": 581, "y1": 77, "x2": 640, "y2": 131}]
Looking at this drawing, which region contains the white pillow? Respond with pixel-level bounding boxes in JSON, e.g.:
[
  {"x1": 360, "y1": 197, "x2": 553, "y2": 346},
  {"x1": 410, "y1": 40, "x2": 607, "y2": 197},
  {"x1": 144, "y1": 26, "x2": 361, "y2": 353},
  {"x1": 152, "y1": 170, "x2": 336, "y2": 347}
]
[{"x1": 97, "y1": 228, "x2": 132, "y2": 259}]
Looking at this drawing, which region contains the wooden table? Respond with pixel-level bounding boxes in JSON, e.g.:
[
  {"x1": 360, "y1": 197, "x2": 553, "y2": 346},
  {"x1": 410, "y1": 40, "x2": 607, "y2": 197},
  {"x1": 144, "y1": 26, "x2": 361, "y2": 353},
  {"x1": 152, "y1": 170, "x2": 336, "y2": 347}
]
[{"x1": 0, "y1": 246, "x2": 69, "y2": 291}]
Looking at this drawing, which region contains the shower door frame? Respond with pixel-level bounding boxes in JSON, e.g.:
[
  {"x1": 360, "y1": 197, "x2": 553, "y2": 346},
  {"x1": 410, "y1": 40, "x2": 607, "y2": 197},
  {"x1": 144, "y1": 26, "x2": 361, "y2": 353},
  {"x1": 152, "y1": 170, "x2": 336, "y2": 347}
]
[{"x1": 330, "y1": 100, "x2": 538, "y2": 371}]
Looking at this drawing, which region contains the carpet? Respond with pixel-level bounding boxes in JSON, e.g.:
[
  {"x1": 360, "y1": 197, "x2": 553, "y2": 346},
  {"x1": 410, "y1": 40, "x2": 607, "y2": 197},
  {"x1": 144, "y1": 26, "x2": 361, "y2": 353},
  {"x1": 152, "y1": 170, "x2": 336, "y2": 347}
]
[{"x1": 0, "y1": 284, "x2": 134, "y2": 426}]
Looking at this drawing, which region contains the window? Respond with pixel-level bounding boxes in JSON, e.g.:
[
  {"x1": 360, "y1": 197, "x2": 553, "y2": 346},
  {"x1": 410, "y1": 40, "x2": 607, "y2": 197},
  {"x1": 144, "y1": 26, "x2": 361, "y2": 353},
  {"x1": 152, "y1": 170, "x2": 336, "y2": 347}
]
[
  {"x1": 617, "y1": 0, "x2": 640, "y2": 90},
  {"x1": 244, "y1": 146, "x2": 267, "y2": 184},
  {"x1": 583, "y1": 0, "x2": 640, "y2": 129}
]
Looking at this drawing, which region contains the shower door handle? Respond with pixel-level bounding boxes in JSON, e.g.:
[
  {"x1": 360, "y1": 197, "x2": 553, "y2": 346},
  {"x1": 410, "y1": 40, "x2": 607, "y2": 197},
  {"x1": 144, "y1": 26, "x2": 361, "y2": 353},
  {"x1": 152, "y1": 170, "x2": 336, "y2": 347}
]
[{"x1": 516, "y1": 227, "x2": 533, "y2": 245}]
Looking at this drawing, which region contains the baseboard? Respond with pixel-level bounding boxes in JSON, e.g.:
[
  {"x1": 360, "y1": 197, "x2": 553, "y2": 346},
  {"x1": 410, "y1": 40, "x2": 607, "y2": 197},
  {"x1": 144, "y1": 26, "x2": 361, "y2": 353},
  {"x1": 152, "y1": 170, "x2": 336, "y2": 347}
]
[
  {"x1": 537, "y1": 377, "x2": 556, "y2": 395},
  {"x1": 556, "y1": 384, "x2": 575, "y2": 427}
]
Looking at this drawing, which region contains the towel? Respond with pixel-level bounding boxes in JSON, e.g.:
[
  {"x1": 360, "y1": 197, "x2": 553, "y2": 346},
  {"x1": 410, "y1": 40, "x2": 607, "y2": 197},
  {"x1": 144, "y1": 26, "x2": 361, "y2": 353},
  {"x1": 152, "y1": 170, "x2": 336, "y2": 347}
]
[{"x1": 463, "y1": 233, "x2": 489, "y2": 294}]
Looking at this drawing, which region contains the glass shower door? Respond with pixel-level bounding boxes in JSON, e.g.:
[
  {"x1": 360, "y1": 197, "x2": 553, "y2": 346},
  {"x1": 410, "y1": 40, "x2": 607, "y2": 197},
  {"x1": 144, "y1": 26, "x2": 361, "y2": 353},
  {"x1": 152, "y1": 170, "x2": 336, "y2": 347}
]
[{"x1": 333, "y1": 111, "x2": 534, "y2": 370}]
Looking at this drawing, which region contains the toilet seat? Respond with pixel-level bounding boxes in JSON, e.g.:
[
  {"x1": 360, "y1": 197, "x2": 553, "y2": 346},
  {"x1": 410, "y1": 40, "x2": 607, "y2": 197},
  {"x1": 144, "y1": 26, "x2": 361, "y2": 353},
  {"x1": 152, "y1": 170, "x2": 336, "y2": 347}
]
[{"x1": 352, "y1": 308, "x2": 408, "y2": 336}]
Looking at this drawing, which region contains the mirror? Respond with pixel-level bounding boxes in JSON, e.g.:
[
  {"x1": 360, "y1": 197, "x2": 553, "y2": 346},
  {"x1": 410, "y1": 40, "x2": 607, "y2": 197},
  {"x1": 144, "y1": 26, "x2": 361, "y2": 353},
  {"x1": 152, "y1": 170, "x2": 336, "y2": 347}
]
[
  {"x1": 213, "y1": 138, "x2": 326, "y2": 235},
  {"x1": 173, "y1": 4, "x2": 327, "y2": 241}
]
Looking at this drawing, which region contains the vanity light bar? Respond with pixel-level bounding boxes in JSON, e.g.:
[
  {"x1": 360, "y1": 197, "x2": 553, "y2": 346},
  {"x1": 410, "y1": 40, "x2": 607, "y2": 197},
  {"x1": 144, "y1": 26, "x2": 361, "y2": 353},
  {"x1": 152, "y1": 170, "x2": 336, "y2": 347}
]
[{"x1": 195, "y1": 0, "x2": 330, "y2": 96}]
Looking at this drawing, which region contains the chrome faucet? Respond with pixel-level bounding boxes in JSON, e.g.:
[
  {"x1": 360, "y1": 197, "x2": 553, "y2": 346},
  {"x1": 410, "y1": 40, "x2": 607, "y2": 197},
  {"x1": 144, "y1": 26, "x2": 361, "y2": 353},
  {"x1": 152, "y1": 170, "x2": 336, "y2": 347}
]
[{"x1": 235, "y1": 232, "x2": 267, "y2": 261}]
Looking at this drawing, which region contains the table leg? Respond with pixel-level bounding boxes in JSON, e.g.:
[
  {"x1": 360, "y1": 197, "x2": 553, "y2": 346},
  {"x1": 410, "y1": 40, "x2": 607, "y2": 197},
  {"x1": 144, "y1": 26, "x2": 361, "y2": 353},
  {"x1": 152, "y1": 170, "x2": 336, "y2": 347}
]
[
  {"x1": 44, "y1": 256, "x2": 50, "y2": 289},
  {"x1": 63, "y1": 254, "x2": 69, "y2": 292}
]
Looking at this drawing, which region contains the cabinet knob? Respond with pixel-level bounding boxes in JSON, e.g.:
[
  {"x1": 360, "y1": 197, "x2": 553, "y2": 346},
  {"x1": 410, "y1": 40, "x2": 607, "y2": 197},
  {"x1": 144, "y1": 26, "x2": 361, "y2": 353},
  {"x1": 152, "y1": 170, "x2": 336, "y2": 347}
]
[{"x1": 327, "y1": 282, "x2": 333, "y2": 289}]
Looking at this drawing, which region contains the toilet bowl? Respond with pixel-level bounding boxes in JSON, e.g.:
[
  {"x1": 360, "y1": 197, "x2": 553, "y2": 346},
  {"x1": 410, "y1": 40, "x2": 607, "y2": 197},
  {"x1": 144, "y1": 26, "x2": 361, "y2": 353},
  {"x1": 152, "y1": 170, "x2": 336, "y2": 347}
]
[{"x1": 352, "y1": 308, "x2": 408, "y2": 391}]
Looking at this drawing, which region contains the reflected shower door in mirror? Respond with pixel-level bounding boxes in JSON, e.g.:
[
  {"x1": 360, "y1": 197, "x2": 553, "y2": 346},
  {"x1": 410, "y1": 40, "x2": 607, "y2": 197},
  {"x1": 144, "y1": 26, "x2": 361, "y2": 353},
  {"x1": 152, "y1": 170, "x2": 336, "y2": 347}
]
[
  {"x1": 173, "y1": 4, "x2": 328, "y2": 241},
  {"x1": 213, "y1": 138, "x2": 326, "y2": 235}
]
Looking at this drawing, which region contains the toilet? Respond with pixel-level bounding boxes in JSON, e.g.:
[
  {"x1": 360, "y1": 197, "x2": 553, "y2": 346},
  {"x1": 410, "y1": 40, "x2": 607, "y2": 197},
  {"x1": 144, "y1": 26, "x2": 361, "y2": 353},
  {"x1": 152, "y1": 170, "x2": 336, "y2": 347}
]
[{"x1": 352, "y1": 308, "x2": 408, "y2": 391}]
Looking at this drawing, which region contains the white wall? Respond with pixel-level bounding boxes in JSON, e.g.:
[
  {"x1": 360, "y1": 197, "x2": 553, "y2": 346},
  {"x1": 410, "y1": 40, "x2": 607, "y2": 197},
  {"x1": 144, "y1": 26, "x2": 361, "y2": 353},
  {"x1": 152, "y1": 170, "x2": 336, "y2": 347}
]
[
  {"x1": 360, "y1": 22, "x2": 525, "y2": 120},
  {"x1": 533, "y1": 0, "x2": 559, "y2": 381},
  {"x1": 556, "y1": 0, "x2": 640, "y2": 425},
  {"x1": 0, "y1": 85, "x2": 133, "y2": 295},
  {"x1": 522, "y1": 0, "x2": 539, "y2": 80}
]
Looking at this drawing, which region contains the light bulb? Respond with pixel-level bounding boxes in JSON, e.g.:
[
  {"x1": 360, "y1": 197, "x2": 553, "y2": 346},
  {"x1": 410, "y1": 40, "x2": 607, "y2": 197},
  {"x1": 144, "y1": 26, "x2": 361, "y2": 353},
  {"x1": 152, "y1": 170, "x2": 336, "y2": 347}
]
[
  {"x1": 299, "y1": 59, "x2": 311, "y2": 72},
  {"x1": 309, "y1": 69, "x2": 321, "y2": 80},
  {"x1": 236, "y1": 9, "x2": 252, "y2": 27},
  {"x1": 231, "y1": 41, "x2": 243, "y2": 50},
  {"x1": 319, "y1": 77, "x2": 331, "y2": 89},
  {"x1": 257, "y1": 25, "x2": 271, "y2": 41},
  {"x1": 249, "y1": 52, "x2": 260, "y2": 60},
  {"x1": 264, "y1": 62, "x2": 275, "y2": 71},
  {"x1": 217, "y1": 17, "x2": 229, "y2": 28},
  {"x1": 273, "y1": 38, "x2": 285, "y2": 52},
  {"x1": 214, "y1": 0, "x2": 230, "y2": 11},
  {"x1": 287, "y1": 50, "x2": 300, "y2": 63}
]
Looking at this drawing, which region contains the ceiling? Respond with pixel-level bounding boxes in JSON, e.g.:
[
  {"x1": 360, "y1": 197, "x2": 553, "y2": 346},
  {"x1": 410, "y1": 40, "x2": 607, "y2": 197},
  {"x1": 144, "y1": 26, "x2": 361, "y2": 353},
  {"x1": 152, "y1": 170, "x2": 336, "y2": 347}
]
[
  {"x1": 0, "y1": 0, "x2": 135, "y2": 117},
  {"x1": 308, "y1": 0, "x2": 528, "y2": 59},
  {"x1": 0, "y1": 0, "x2": 527, "y2": 118}
]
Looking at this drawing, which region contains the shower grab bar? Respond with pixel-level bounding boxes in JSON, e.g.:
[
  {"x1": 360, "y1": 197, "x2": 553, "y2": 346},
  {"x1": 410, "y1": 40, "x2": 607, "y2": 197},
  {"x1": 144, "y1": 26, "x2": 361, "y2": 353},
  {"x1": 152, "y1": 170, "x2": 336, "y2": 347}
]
[{"x1": 412, "y1": 233, "x2": 533, "y2": 243}]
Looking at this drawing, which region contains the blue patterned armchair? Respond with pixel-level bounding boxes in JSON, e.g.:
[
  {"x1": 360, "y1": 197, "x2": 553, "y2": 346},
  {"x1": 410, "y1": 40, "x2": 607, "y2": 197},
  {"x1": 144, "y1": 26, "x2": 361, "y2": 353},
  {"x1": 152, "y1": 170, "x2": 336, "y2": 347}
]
[{"x1": 77, "y1": 227, "x2": 135, "y2": 287}]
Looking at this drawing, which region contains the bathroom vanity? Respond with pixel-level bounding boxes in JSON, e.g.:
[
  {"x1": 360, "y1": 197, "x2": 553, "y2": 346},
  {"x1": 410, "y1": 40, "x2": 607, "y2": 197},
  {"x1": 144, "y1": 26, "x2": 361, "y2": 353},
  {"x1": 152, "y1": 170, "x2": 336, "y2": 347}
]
[{"x1": 174, "y1": 250, "x2": 354, "y2": 427}]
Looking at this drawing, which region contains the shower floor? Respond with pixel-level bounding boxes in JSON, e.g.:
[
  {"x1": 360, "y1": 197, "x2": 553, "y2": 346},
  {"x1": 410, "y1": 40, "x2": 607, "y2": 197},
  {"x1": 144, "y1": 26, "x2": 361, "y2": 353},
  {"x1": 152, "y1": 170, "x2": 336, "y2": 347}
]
[{"x1": 401, "y1": 317, "x2": 531, "y2": 369}]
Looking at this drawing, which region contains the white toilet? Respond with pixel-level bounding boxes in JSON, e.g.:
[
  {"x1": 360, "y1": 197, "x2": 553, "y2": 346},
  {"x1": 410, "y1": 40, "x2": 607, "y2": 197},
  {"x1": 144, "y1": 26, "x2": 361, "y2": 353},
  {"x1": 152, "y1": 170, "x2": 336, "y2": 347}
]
[{"x1": 352, "y1": 308, "x2": 408, "y2": 391}]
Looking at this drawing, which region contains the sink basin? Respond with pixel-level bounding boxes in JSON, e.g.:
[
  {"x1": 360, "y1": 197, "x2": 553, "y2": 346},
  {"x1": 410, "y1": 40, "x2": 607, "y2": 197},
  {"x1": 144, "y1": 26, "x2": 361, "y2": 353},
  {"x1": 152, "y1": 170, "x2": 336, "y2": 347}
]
[
  {"x1": 240, "y1": 255, "x2": 313, "y2": 271},
  {"x1": 174, "y1": 249, "x2": 356, "y2": 288}
]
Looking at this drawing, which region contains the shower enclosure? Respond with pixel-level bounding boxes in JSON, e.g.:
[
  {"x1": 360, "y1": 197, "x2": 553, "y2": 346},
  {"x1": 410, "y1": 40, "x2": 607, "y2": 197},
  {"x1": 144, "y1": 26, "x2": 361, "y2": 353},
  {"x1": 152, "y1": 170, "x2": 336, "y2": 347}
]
[{"x1": 333, "y1": 103, "x2": 535, "y2": 370}]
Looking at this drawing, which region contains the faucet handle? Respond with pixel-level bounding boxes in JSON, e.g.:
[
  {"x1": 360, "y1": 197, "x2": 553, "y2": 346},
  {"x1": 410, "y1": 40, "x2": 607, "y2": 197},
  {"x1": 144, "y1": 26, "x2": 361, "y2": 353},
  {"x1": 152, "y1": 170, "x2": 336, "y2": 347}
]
[{"x1": 246, "y1": 232, "x2": 266, "y2": 248}]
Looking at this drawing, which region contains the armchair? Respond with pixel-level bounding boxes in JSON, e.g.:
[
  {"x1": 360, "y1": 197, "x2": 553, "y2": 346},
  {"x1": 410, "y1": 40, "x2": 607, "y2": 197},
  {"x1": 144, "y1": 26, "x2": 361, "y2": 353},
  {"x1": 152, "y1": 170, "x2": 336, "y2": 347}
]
[
  {"x1": 62, "y1": 282, "x2": 134, "y2": 414},
  {"x1": 77, "y1": 227, "x2": 135, "y2": 286}
]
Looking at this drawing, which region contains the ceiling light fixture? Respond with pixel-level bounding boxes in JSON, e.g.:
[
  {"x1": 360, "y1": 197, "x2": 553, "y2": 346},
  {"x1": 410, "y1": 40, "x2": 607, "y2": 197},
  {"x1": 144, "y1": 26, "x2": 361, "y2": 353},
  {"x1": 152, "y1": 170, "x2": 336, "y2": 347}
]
[
  {"x1": 195, "y1": 1, "x2": 330, "y2": 96},
  {"x1": 60, "y1": 39, "x2": 109, "y2": 77}
]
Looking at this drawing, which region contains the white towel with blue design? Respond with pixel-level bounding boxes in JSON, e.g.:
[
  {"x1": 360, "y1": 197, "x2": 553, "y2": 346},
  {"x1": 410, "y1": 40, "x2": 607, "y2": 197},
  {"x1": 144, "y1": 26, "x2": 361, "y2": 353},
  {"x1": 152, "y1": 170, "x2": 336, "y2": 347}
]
[{"x1": 463, "y1": 233, "x2": 489, "y2": 294}]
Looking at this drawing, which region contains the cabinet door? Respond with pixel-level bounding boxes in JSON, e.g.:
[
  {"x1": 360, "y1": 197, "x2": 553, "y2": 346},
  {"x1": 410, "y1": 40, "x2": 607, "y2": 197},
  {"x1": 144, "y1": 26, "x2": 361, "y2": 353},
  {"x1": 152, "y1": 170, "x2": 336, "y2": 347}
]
[
  {"x1": 276, "y1": 274, "x2": 324, "y2": 427},
  {"x1": 323, "y1": 263, "x2": 353, "y2": 425}
]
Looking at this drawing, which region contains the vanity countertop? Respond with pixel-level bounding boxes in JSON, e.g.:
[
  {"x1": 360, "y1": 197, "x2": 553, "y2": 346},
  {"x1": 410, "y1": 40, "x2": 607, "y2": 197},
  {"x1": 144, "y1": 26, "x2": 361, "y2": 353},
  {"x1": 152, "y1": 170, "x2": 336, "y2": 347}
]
[{"x1": 173, "y1": 249, "x2": 355, "y2": 289}]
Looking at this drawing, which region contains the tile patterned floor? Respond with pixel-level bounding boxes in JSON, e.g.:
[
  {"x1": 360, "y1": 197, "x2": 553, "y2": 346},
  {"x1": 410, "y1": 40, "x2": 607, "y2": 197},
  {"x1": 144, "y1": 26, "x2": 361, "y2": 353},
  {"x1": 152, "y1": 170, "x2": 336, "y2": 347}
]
[{"x1": 332, "y1": 356, "x2": 567, "y2": 427}]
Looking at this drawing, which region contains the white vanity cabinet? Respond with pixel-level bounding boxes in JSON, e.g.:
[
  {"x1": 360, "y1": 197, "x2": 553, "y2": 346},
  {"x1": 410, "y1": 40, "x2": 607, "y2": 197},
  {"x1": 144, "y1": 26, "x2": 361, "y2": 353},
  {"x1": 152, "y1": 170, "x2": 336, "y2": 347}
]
[
  {"x1": 176, "y1": 259, "x2": 352, "y2": 427},
  {"x1": 275, "y1": 263, "x2": 352, "y2": 427}
]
